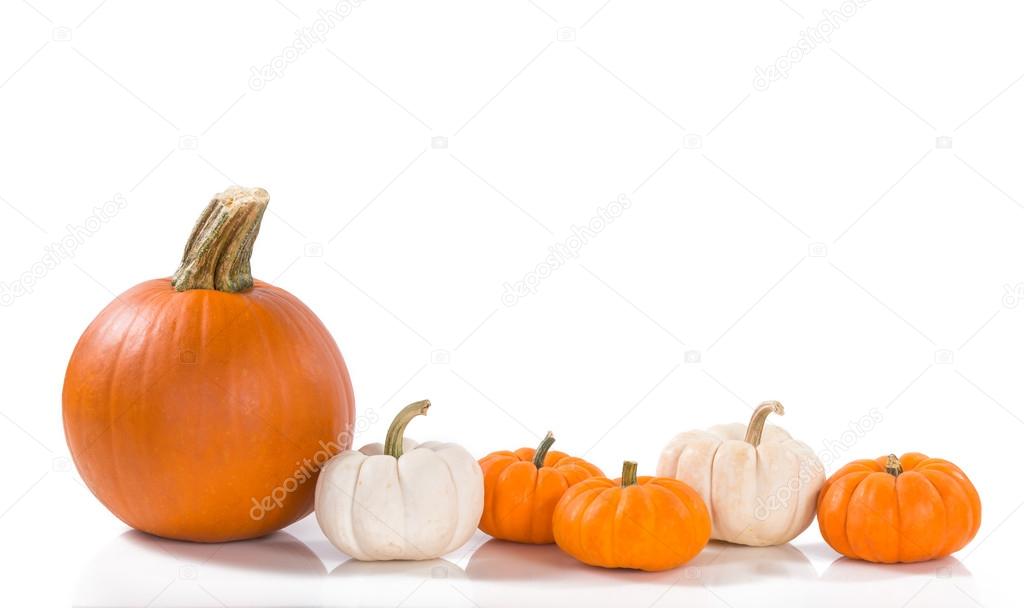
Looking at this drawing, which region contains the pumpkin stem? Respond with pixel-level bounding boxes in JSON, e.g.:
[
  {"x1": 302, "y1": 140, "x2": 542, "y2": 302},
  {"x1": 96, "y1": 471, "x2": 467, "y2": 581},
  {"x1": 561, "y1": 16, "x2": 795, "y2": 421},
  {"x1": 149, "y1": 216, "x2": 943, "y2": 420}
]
[
  {"x1": 744, "y1": 400, "x2": 785, "y2": 447},
  {"x1": 532, "y1": 431, "x2": 555, "y2": 468},
  {"x1": 621, "y1": 461, "x2": 639, "y2": 487},
  {"x1": 172, "y1": 186, "x2": 270, "y2": 292},
  {"x1": 384, "y1": 400, "x2": 431, "y2": 459},
  {"x1": 885, "y1": 454, "x2": 903, "y2": 477}
]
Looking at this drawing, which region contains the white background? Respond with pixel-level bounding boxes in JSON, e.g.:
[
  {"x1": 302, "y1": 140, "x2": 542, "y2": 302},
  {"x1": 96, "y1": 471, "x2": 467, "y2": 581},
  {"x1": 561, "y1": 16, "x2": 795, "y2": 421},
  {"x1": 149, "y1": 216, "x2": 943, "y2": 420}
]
[{"x1": 1, "y1": 0, "x2": 1021, "y2": 606}]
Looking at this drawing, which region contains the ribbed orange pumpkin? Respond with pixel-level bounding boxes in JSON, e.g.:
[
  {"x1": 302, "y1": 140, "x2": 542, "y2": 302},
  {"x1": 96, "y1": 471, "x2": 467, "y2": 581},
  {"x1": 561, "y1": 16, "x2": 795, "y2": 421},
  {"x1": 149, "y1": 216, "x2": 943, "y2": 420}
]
[
  {"x1": 552, "y1": 461, "x2": 711, "y2": 571},
  {"x1": 63, "y1": 187, "x2": 355, "y2": 542},
  {"x1": 478, "y1": 432, "x2": 604, "y2": 543},
  {"x1": 817, "y1": 453, "x2": 981, "y2": 563}
]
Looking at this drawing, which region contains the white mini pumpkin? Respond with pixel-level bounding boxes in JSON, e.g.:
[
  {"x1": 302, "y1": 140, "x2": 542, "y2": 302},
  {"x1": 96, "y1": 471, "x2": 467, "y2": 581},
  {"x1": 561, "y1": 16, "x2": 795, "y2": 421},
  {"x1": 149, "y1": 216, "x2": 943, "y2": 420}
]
[
  {"x1": 315, "y1": 400, "x2": 484, "y2": 560},
  {"x1": 656, "y1": 401, "x2": 823, "y2": 546}
]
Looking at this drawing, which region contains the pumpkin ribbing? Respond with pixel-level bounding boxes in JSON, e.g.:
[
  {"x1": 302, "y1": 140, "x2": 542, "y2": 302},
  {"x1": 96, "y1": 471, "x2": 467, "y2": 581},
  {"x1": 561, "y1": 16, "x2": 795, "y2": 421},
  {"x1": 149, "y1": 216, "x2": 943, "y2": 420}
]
[
  {"x1": 477, "y1": 432, "x2": 604, "y2": 544},
  {"x1": 552, "y1": 460, "x2": 711, "y2": 571}
]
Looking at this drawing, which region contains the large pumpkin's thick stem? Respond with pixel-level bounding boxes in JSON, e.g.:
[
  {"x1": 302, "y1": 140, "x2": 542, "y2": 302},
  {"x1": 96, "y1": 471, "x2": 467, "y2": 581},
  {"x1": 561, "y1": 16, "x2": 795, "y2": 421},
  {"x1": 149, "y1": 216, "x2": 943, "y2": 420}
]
[
  {"x1": 621, "y1": 461, "x2": 639, "y2": 487},
  {"x1": 744, "y1": 400, "x2": 785, "y2": 447},
  {"x1": 384, "y1": 400, "x2": 431, "y2": 458},
  {"x1": 886, "y1": 454, "x2": 903, "y2": 477},
  {"x1": 532, "y1": 431, "x2": 555, "y2": 468},
  {"x1": 172, "y1": 187, "x2": 269, "y2": 292}
]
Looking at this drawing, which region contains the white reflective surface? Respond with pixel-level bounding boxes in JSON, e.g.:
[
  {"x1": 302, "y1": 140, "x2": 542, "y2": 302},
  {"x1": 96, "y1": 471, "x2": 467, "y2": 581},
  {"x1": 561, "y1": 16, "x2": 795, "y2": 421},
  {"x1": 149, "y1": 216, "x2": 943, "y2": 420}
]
[{"x1": 68, "y1": 516, "x2": 990, "y2": 608}]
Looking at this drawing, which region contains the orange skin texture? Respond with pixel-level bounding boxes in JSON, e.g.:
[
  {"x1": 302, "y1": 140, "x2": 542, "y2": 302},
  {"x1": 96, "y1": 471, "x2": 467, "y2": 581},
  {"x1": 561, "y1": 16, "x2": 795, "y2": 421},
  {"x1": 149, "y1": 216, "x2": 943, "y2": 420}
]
[
  {"x1": 63, "y1": 279, "x2": 354, "y2": 542},
  {"x1": 552, "y1": 475, "x2": 711, "y2": 571},
  {"x1": 817, "y1": 453, "x2": 981, "y2": 563},
  {"x1": 478, "y1": 447, "x2": 604, "y2": 544}
]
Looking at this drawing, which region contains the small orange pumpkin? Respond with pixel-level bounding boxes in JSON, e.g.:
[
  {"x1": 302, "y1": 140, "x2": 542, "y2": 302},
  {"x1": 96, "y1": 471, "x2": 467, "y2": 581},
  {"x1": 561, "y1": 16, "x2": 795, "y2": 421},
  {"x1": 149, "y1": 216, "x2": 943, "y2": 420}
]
[
  {"x1": 552, "y1": 461, "x2": 711, "y2": 571},
  {"x1": 478, "y1": 432, "x2": 603, "y2": 544},
  {"x1": 817, "y1": 453, "x2": 981, "y2": 563}
]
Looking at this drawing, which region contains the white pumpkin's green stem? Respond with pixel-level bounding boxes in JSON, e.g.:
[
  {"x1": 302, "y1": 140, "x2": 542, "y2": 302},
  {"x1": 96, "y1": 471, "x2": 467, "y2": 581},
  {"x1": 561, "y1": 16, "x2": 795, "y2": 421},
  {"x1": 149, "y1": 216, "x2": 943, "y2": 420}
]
[
  {"x1": 744, "y1": 400, "x2": 785, "y2": 447},
  {"x1": 172, "y1": 187, "x2": 269, "y2": 292},
  {"x1": 621, "y1": 461, "x2": 639, "y2": 487},
  {"x1": 532, "y1": 431, "x2": 555, "y2": 468},
  {"x1": 384, "y1": 400, "x2": 431, "y2": 458},
  {"x1": 885, "y1": 454, "x2": 903, "y2": 477}
]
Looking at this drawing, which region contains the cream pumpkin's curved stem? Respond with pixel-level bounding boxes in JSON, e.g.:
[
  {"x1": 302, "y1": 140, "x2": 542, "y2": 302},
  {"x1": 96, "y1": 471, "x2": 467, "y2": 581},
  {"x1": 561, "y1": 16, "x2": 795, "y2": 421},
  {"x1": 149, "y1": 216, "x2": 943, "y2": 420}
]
[
  {"x1": 885, "y1": 454, "x2": 903, "y2": 476},
  {"x1": 743, "y1": 400, "x2": 785, "y2": 447},
  {"x1": 621, "y1": 461, "x2": 639, "y2": 487},
  {"x1": 384, "y1": 400, "x2": 431, "y2": 458},
  {"x1": 532, "y1": 431, "x2": 555, "y2": 468},
  {"x1": 172, "y1": 186, "x2": 269, "y2": 293}
]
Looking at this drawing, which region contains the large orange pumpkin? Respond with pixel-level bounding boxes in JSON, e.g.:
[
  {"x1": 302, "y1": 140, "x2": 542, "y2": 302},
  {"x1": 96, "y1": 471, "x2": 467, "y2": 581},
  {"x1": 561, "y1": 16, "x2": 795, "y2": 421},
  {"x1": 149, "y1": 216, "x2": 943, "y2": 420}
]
[
  {"x1": 63, "y1": 187, "x2": 354, "y2": 542},
  {"x1": 817, "y1": 453, "x2": 981, "y2": 563},
  {"x1": 478, "y1": 432, "x2": 604, "y2": 543},
  {"x1": 552, "y1": 461, "x2": 711, "y2": 571}
]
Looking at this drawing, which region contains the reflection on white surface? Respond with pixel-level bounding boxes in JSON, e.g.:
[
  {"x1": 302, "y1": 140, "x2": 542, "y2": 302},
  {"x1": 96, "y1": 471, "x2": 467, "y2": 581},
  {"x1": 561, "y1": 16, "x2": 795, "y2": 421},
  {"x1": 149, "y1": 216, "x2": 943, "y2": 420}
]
[
  {"x1": 461, "y1": 539, "x2": 715, "y2": 607},
  {"x1": 73, "y1": 529, "x2": 984, "y2": 608},
  {"x1": 466, "y1": 537, "x2": 692, "y2": 585},
  {"x1": 823, "y1": 554, "x2": 972, "y2": 581},
  {"x1": 818, "y1": 555, "x2": 982, "y2": 607},
  {"x1": 74, "y1": 530, "x2": 325, "y2": 607},
  {"x1": 325, "y1": 558, "x2": 467, "y2": 606},
  {"x1": 698, "y1": 541, "x2": 817, "y2": 586},
  {"x1": 332, "y1": 557, "x2": 465, "y2": 578},
  {"x1": 689, "y1": 542, "x2": 818, "y2": 607},
  {"x1": 467, "y1": 537, "x2": 643, "y2": 583}
]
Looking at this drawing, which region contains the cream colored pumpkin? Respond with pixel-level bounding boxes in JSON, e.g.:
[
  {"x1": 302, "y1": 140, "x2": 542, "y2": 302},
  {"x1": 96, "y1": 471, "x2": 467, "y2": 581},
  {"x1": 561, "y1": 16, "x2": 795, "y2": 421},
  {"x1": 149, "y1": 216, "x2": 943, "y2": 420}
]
[
  {"x1": 315, "y1": 400, "x2": 484, "y2": 560},
  {"x1": 656, "y1": 401, "x2": 823, "y2": 546}
]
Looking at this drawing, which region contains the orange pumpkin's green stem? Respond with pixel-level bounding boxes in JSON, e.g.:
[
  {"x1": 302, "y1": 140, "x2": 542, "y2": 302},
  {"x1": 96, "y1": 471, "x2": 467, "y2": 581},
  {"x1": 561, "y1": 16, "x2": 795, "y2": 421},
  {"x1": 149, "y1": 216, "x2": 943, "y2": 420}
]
[
  {"x1": 621, "y1": 461, "x2": 639, "y2": 487},
  {"x1": 532, "y1": 431, "x2": 555, "y2": 468},
  {"x1": 744, "y1": 400, "x2": 784, "y2": 447},
  {"x1": 172, "y1": 186, "x2": 270, "y2": 293},
  {"x1": 885, "y1": 454, "x2": 903, "y2": 477},
  {"x1": 384, "y1": 400, "x2": 431, "y2": 458}
]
